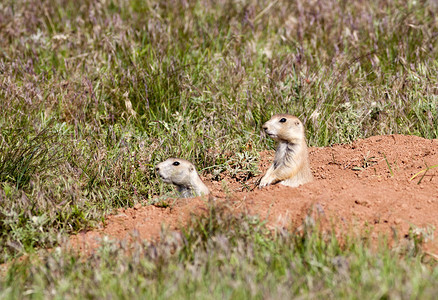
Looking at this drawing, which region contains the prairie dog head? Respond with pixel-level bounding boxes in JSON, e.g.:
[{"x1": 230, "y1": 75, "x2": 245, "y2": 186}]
[
  {"x1": 155, "y1": 158, "x2": 196, "y2": 186},
  {"x1": 155, "y1": 158, "x2": 210, "y2": 198},
  {"x1": 262, "y1": 114, "x2": 305, "y2": 143}
]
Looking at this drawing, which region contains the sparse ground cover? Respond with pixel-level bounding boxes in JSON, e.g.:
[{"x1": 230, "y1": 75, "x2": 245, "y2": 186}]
[
  {"x1": 0, "y1": 0, "x2": 437, "y2": 297},
  {"x1": 3, "y1": 205, "x2": 438, "y2": 298}
]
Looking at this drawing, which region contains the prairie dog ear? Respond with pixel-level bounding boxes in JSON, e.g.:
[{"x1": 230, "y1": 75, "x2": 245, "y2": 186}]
[{"x1": 189, "y1": 165, "x2": 195, "y2": 172}]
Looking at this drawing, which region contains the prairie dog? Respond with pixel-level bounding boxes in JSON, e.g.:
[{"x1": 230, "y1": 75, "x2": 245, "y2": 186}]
[
  {"x1": 259, "y1": 114, "x2": 313, "y2": 188},
  {"x1": 155, "y1": 158, "x2": 209, "y2": 198}
]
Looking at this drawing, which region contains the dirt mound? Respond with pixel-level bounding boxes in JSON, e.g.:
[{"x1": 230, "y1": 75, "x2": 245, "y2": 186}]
[{"x1": 70, "y1": 135, "x2": 438, "y2": 253}]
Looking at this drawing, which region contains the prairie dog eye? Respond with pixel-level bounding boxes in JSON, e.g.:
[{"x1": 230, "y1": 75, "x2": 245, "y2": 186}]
[
  {"x1": 172, "y1": 161, "x2": 180, "y2": 166},
  {"x1": 279, "y1": 118, "x2": 287, "y2": 123}
]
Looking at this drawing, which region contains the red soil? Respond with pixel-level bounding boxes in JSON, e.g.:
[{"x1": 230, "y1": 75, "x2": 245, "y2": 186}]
[{"x1": 70, "y1": 135, "x2": 438, "y2": 254}]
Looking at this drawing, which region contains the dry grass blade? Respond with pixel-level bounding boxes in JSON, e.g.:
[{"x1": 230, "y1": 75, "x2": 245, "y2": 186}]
[{"x1": 409, "y1": 163, "x2": 438, "y2": 183}]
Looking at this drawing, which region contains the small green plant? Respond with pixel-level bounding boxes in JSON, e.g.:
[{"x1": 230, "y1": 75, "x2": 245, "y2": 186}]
[
  {"x1": 383, "y1": 153, "x2": 394, "y2": 177},
  {"x1": 352, "y1": 152, "x2": 378, "y2": 171},
  {"x1": 210, "y1": 151, "x2": 260, "y2": 183}
]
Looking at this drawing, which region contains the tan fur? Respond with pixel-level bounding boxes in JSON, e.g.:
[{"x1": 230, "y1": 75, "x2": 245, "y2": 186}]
[
  {"x1": 259, "y1": 114, "x2": 313, "y2": 188},
  {"x1": 155, "y1": 158, "x2": 209, "y2": 198}
]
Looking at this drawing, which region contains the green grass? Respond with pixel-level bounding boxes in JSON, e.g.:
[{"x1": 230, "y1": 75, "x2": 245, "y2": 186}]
[
  {"x1": 2, "y1": 203, "x2": 437, "y2": 299},
  {"x1": 0, "y1": 0, "x2": 437, "y2": 296}
]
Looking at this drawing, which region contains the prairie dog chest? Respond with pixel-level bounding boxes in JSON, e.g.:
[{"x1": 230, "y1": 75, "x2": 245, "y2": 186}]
[{"x1": 273, "y1": 142, "x2": 300, "y2": 168}]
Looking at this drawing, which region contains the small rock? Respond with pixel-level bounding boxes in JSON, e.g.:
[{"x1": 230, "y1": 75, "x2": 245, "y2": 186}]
[
  {"x1": 354, "y1": 199, "x2": 370, "y2": 207},
  {"x1": 114, "y1": 213, "x2": 128, "y2": 218},
  {"x1": 134, "y1": 203, "x2": 142, "y2": 210},
  {"x1": 394, "y1": 218, "x2": 402, "y2": 225}
]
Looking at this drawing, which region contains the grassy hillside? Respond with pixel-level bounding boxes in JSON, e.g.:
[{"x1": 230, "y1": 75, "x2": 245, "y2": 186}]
[{"x1": 0, "y1": 0, "x2": 437, "y2": 296}]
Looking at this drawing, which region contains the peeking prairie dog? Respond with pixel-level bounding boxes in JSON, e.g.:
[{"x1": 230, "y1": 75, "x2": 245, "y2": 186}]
[
  {"x1": 259, "y1": 114, "x2": 313, "y2": 188},
  {"x1": 155, "y1": 158, "x2": 210, "y2": 198}
]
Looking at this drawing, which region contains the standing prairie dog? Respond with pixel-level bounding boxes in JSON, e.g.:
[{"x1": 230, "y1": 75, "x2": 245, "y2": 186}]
[
  {"x1": 259, "y1": 114, "x2": 313, "y2": 188},
  {"x1": 155, "y1": 158, "x2": 209, "y2": 198}
]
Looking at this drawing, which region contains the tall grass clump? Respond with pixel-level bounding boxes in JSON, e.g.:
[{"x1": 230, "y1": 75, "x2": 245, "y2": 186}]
[
  {"x1": 0, "y1": 120, "x2": 62, "y2": 189},
  {"x1": 2, "y1": 202, "x2": 438, "y2": 298},
  {"x1": 0, "y1": 0, "x2": 437, "y2": 259}
]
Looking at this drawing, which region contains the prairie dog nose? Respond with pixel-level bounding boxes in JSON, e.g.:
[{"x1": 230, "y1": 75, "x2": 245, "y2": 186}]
[
  {"x1": 262, "y1": 125, "x2": 268, "y2": 131},
  {"x1": 155, "y1": 167, "x2": 160, "y2": 172}
]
